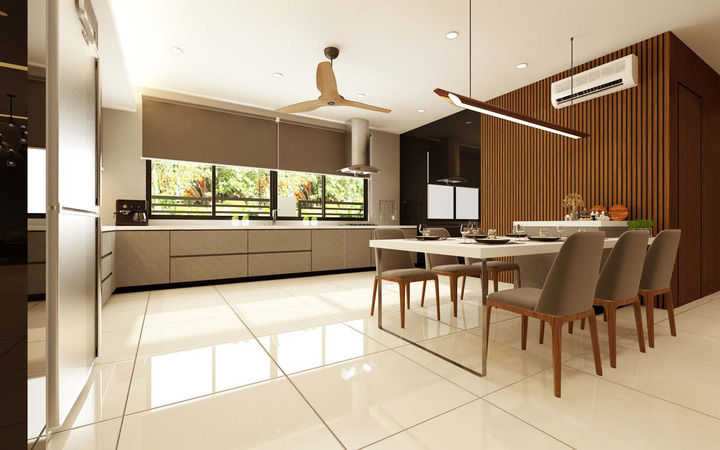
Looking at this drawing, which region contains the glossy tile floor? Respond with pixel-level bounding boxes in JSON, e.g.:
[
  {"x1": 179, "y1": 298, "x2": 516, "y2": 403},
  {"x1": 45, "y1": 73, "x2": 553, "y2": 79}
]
[{"x1": 29, "y1": 272, "x2": 720, "y2": 449}]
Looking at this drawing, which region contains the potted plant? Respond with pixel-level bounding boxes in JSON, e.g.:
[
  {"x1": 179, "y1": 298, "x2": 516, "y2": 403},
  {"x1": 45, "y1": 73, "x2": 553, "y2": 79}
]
[
  {"x1": 231, "y1": 215, "x2": 240, "y2": 226},
  {"x1": 241, "y1": 214, "x2": 250, "y2": 226},
  {"x1": 562, "y1": 193, "x2": 584, "y2": 220},
  {"x1": 302, "y1": 215, "x2": 310, "y2": 226},
  {"x1": 628, "y1": 219, "x2": 655, "y2": 235},
  {"x1": 310, "y1": 216, "x2": 318, "y2": 227}
]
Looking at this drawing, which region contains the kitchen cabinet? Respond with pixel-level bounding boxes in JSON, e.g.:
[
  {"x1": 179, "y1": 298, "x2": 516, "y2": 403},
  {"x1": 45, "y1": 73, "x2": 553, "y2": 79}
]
[
  {"x1": 344, "y1": 229, "x2": 372, "y2": 269},
  {"x1": 171, "y1": 254, "x2": 248, "y2": 283},
  {"x1": 171, "y1": 230, "x2": 247, "y2": 256},
  {"x1": 312, "y1": 230, "x2": 345, "y2": 271},
  {"x1": 248, "y1": 230, "x2": 311, "y2": 253},
  {"x1": 249, "y1": 252, "x2": 311, "y2": 277},
  {"x1": 116, "y1": 231, "x2": 170, "y2": 287}
]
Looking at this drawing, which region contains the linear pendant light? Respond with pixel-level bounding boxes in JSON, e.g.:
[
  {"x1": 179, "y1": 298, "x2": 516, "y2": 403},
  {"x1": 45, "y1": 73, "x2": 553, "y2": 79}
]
[
  {"x1": 434, "y1": 0, "x2": 589, "y2": 140},
  {"x1": 434, "y1": 88, "x2": 589, "y2": 139}
]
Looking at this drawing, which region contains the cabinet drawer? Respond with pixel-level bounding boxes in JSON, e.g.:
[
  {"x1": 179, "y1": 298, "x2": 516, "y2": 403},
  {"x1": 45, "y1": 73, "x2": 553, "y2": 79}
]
[
  {"x1": 248, "y1": 252, "x2": 311, "y2": 277},
  {"x1": 312, "y1": 230, "x2": 344, "y2": 271},
  {"x1": 116, "y1": 231, "x2": 170, "y2": 287},
  {"x1": 101, "y1": 274, "x2": 116, "y2": 304},
  {"x1": 171, "y1": 254, "x2": 248, "y2": 283},
  {"x1": 344, "y1": 230, "x2": 372, "y2": 269},
  {"x1": 170, "y1": 230, "x2": 248, "y2": 256},
  {"x1": 101, "y1": 231, "x2": 115, "y2": 257},
  {"x1": 101, "y1": 254, "x2": 114, "y2": 280},
  {"x1": 249, "y1": 230, "x2": 311, "y2": 253}
]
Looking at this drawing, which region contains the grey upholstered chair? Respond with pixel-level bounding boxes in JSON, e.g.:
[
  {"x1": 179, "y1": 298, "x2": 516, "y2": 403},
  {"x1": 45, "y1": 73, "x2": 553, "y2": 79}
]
[
  {"x1": 486, "y1": 231, "x2": 605, "y2": 397},
  {"x1": 468, "y1": 257, "x2": 521, "y2": 294},
  {"x1": 426, "y1": 228, "x2": 484, "y2": 317},
  {"x1": 591, "y1": 230, "x2": 650, "y2": 368},
  {"x1": 638, "y1": 229, "x2": 682, "y2": 348},
  {"x1": 371, "y1": 228, "x2": 440, "y2": 328}
]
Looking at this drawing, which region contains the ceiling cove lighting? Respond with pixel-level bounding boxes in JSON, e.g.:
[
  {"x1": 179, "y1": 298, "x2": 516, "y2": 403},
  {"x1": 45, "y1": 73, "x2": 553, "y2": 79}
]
[
  {"x1": 433, "y1": 88, "x2": 589, "y2": 139},
  {"x1": 170, "y1": 46, "x2": 183, "y2": 54},
  {"x1": 445, "y1": 31, "x2": 459, "y2": 40},
  {"x1": 272, "y1": 72, "x2": 283, "y2": 78},
  {"x1": 516, "y1": 63, "x2": 528, "y2": 69}
]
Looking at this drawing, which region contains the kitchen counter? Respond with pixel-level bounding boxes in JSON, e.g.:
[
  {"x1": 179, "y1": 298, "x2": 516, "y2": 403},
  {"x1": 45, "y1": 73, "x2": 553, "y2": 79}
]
[
  {"x1": 101, "y1": 224, "x2": 416, "y2": 232},
  {"x1": 513, "y1": 220, "x2": 628, "y2": 228}
]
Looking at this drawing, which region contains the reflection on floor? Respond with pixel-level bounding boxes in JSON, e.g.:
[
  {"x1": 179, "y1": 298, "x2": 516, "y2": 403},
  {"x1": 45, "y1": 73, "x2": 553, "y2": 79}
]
[
  {"x1": 27, "y1": 300, "x2": 47, "y2": 449},
  {"x1": 35, "y1": 271, "x2": 720, "y2": 449}
]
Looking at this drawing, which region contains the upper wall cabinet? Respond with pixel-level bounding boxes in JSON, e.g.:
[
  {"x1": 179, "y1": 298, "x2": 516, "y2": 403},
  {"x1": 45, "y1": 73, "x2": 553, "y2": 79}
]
[{"x1": 142, "y1": 98, "x2": 277, "y2": 169}]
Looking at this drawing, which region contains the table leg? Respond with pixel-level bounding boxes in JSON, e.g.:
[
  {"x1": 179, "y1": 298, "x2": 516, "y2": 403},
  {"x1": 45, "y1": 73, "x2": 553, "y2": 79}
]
[
  {"x1": 375, "y1": 247, "x2": 383, "y2": 329},
  {"x1": 481, "y1": 259, "x2": 488, "y2": 376}
]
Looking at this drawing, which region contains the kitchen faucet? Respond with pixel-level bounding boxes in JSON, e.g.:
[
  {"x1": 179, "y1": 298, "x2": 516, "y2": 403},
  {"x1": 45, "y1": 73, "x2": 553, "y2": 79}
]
[{"x1": 271, "y1": 209, "x2": 278, "y2": 226}]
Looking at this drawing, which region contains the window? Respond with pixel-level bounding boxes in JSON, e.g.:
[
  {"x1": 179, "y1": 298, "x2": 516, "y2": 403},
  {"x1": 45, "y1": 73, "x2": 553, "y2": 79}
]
[
  {"x1": 28, "y1": 148, "x2": 47, "y2": 216},
  {"x1": 148, "y1": 160, "x2": 367, "y2": 220}
]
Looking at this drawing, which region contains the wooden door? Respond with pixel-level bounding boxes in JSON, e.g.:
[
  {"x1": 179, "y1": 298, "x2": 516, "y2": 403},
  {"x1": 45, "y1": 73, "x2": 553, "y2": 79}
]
[{"x1": 676, "y1": 85, "x2": 702, "y2": 305}]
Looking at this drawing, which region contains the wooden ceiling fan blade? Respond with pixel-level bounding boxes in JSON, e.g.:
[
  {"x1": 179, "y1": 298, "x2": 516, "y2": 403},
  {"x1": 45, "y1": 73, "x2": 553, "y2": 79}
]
[
  {"x1": 316, "y1": 62, "x2": 339, "y2": 98},
  {"x1": 336, "y1": 99, "x2": 391, "y2": 113},
  {"x1": 276, "y1": 99, "x2": 325, "y2": 113}
]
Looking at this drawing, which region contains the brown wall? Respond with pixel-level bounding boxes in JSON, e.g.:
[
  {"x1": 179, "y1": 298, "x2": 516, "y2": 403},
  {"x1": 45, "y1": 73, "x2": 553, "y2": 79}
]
[{"x1": 479, "y1": 33, "x2": 669, "y2": 235}]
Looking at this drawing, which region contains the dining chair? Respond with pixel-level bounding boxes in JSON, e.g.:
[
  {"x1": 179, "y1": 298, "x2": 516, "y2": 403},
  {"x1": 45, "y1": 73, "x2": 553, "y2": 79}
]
[
  {"x1": 426, "y1": 228, "x2": 485, "y2": 317},
  {"x1": 637, "y1": 229, "x2": 682, "y2": 348},
  {"x1": 591, "y1": 230, "x2": 650, "y2": 368},
  {"x1": 486, "y1": 232, "x2": 605, "y2": 397},
  {"x1": 371, "y1": 228, "x2": 440, "y2": 328},
  {"x1": 468, "y1": 258, "x2": 521, "y2": 295}
]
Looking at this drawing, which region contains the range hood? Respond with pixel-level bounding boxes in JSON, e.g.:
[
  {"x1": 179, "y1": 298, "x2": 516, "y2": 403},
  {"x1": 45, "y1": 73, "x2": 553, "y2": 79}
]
[
  {"x1": 337, "y1": 118, "x2": 380, "y2": 176},
  {"x1": 436, "y1": 138, "x2": 467, "y2": 184}
]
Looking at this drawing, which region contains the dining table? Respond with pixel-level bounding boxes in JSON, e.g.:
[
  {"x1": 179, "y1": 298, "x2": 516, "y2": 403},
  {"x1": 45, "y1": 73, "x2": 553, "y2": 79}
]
[{"x1": 369, "y1": 235, "x2": 631, "y2": 376}]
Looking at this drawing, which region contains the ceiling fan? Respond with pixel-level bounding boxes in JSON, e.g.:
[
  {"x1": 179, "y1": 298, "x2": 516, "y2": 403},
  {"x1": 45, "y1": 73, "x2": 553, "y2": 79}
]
[{"x1": 276, "y1": 47, "x2": 391, "y2": 114}]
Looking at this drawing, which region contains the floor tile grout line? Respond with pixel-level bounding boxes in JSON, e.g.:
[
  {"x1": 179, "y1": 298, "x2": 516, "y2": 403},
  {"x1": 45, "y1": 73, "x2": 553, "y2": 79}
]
[
  {"x1": 355, "y1": 398, "x2": 480, "y2": 449},
  {"x1": 479, "y1": 395, "x2": 578, "y2": 450},
  {"x1": 212, "y1": 285, "x2": 348, "y2": 450},
  {"x1": 114, "y1": 291, "x2": 151, "y2": 450}
]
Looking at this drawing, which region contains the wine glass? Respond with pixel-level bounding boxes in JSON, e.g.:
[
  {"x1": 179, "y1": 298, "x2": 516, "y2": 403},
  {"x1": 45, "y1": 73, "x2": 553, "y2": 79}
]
[
  {"x1": 557, "y1": 225, "x2": 566, "y2": 239},
  {"x1": 515, "y1": 224, "x2": 526, "y2": 240},
  {"x1": 460, "y1": 224, "x2": 470, "y2": 243},
  {"x1": 470, "y1": 223, "x2": 479, "y2": 237}
]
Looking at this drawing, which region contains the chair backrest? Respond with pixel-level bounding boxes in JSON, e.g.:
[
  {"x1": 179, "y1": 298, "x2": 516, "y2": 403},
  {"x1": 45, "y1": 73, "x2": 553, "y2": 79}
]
[
  {"x1": 373, "y1": 228, "x2": 414, "y2": 272},
  {"x1": 425, "y1": 228, "x2": 459, "y2": 268},
  {"x1": 535, "y1": 231, "x2": 605, "y2": 316},
  {"x1": 639, "y1": 229, "x2": 681, "y2": 291},
  {"x1": 595, "y1": 230, "x2": 650, "y2": 300}
]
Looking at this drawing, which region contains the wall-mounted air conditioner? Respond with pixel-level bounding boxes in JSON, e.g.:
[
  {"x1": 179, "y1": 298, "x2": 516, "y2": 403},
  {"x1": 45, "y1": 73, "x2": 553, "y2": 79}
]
[{"x1": 551, "y1": 54, "x2": 638, "y2": 109}]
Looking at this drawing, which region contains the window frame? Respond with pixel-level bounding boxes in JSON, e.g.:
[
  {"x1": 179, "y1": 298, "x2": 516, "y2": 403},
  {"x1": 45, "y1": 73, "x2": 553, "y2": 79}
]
[{"x1": 146, "y1": 160, "x2": 368, "y2": 221}]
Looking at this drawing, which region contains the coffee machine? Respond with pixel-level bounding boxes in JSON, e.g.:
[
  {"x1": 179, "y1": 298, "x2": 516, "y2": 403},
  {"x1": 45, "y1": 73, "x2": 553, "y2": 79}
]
[{"x1": 115, "y1": 199, "x2": 148, "y2": 226}]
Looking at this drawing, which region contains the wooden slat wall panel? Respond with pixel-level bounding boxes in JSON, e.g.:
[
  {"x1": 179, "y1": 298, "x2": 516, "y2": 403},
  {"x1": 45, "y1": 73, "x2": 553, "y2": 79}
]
[{"x1": 479, "y1": 34, "x2": 668, "y2": 238}]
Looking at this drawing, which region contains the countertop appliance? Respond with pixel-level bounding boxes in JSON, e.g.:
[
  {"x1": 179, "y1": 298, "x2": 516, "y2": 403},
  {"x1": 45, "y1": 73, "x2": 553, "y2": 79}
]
[{"x1": 115, "y1": 199, "x2": 148, "y2": 226}]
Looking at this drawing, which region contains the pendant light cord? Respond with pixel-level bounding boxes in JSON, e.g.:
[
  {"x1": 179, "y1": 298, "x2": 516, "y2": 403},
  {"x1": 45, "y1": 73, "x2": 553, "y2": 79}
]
[{"x1": 469, "y1": 0, "x2": 472, "y2": 97}]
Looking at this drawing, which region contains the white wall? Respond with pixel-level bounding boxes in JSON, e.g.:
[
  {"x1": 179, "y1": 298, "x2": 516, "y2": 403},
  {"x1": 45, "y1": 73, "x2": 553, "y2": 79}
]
[{"x1": 101, "y1": 88, "x2": 400, "y2": 226}]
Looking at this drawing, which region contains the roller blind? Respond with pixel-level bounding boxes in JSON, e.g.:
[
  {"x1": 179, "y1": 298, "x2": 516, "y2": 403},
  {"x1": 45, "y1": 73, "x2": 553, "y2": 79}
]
[
  {"x1": 142, "y1": 98, "x2": 277, "y2": 168},
  {"x1": 278, "y1": 121, "x2": 344, "y2": 174}
]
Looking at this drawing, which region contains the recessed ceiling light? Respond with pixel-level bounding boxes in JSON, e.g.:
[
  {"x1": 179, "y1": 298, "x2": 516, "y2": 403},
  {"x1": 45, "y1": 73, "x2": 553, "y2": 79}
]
[
  {"x1": 356, "y1": 93, "x2": 366, "y2": 98},
  {"x1": 0, "y1": 10, "x2": 8, "y2": 17},
  {"x1": 465, "y1": 121, "x2": 472, "y2": 124},
  {"x1": 418, "y1": 109, "x2": 426, "y2": 113},
  {"x1": 273, "y1": 72, "x2": 283, "y2": 78},
  {"x1": 516, "y1": 63, "x2": 528, "y2": 69},
  {"x1": 170, "y1": 47, "x2": 183, "y2": 54},
  {"x1": 445, "y1": 31, "x2": 459, "y2": 40}
]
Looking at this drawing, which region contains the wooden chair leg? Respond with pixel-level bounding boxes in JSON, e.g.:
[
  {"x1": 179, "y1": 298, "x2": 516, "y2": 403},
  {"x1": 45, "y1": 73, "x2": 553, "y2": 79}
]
[
  {"x1": 484, "y1": 305, "x2": 492, "y2": 355},
  {"x1": 461, "y1": 275, "x2": 466, "y2": 300},
  {"x1": 667, "y1": 290, "x2": 677, "y2": 337},
  {"x1": 551, "y1": 319, "x2": 563, "y2": 398},
  {"x1": 421, "y1": 280, "x2": 427, "y2": 307},
  {"x1": 370, "y1": 275, "x2": 378, "y2": 316},
  {"x1": 406, "y1": 283, "x2": 410, "y2": 309},
  {"x1": 493, "y1": 272, "x2": 499, "y2": 293},
  {"x1": 588, "y1": 313, "x2": 603, "y2": 376},
  {"x1": 539, "y1": 320, "x2": 545, "y2": 344},
  {"x1": 515, "y1": 268, "x2": 522, "y2": 287},
  {"x1": 580, "y1": 318, "x2": 585, "y2": 330},
  {"x1": 568, "y1": 321, "x2": 574, "y2": 334},
  {"x1": 450, "y1": 277, "x2": 458, "y2": 317},
  {"x1": 399, "y1": 282, "x2": 406, "y2": 329},
  {"x1": 603, "y1": 310, "x2": 608, "y2": 322},
  {"x1": 521, "y1": 316, "x2": 529, "y2": 350},
  {"x1": 632, "y1": 298, "x2": 646, "y2": 353},
  {"x1": 434, "y1": 279, "x2": 441, "y2": 320},
  {"x1": 606, "y1": 303, "x2": 618, "y2": 368},
  {"x1": 645, "y1": 293, "x2": 655, "y2": 348}
]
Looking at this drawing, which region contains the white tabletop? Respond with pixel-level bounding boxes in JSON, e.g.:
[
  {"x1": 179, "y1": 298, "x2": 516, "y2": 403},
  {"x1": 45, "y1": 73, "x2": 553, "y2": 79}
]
[
  {"x1": 370, "y1": 237, "x2": 624, "y2": 259},
  {"x1": 514, "y1": 220, "x2": 628, "y2": 228}
]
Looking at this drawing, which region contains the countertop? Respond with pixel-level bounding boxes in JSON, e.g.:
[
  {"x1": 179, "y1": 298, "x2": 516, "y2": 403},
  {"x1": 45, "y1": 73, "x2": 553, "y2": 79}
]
[
  {"x1": 100, "y1": 224, "x2": 417, "y2": 232},
  {"x1": 514, "y1": 220, "x2": 629, "y2": 228}
]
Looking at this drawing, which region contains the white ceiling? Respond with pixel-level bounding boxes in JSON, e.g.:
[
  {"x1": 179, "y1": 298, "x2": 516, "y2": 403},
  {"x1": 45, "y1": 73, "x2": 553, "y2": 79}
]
[{"x1": 109, "y1": 0, "x2": 720, "y2": 133}]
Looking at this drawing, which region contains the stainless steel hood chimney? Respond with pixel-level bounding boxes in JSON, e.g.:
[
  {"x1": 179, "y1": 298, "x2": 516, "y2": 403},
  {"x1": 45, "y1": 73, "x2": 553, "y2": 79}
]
[
  {"x1": 337, "y1": 118, "x2": 380, "y2": 176},
  {"x1": 436, "y1": 138, "x2": 467, "y2": 184}
]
